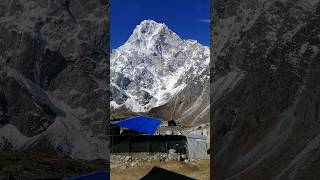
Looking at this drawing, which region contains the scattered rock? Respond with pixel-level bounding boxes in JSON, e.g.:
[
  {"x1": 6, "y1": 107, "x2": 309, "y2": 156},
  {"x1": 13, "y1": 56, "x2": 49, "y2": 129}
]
[
  {"x1": 124, "y1": 156, "x2": 130, "y2": 162},
  {"x1": 168, "y1": 149, "x2": 176, "y2": 154},
  {"x1": 180, "y1": 154, "x2": 187, "y2": 160}
]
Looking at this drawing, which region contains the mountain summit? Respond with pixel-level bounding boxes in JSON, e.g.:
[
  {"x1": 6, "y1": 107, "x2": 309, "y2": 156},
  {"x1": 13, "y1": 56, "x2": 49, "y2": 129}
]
[{"x1": 111, "y1": 20, "x2": 209, "y2": 125}]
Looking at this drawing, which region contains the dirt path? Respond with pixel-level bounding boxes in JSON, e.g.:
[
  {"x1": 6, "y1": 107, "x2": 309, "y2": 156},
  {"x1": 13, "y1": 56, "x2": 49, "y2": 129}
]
[{"x1": 111, "y1": 159, "x2": 210, "y2": 180}]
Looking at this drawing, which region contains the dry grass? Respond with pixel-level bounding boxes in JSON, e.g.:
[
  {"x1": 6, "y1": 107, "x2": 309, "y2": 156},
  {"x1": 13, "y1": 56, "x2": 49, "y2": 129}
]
[{"x1": 111, "y1": 159, "x2": 210, "y2": 180}]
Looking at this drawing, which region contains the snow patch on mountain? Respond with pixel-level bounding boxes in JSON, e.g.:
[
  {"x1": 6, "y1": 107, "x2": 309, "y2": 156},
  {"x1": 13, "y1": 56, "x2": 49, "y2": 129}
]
[
  {"x1": 0, "y1": 124, "x2": 29, "y2": 149},
  {"x1": 1, "y1": 65, "x2": 108, "y2": 160}
]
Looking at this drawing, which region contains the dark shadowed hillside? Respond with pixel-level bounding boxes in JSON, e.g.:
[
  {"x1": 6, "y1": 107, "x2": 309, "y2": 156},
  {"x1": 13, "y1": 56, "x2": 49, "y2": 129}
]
[
  {"x1": 212, "y1": 0, "x2": 320, "y2": 179},
  {"x1": 0, "y1": 0, "x2": 109, "y2": 178}
]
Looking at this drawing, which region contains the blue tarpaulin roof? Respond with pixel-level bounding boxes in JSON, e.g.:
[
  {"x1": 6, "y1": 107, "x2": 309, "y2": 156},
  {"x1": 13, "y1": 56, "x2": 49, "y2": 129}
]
[
  {"x1": 112, "y1": 116, "x2": 161, "y2": 135},
  {"x1": 69, "y1": 171, "x2": 109, "y2": 180}
]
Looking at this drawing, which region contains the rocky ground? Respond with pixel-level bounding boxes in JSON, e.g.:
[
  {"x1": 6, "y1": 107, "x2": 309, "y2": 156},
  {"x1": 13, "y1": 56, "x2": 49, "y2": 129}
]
[
  {"x1": 111, "y1": 159, "x2": 210, "y2": 180},
  {"x1": 110, "y1": 150, "x2": 210, "y2": 180},
  {"x1": 111, "y1": 151, "x2": 188, "y2": 168}
]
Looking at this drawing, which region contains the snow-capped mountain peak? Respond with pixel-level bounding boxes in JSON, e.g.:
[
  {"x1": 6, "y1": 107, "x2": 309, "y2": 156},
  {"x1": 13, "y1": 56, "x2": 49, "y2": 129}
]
[
  {"x1": 125, "y1": 20, "x2": 182, "y2": 53},
  {"x1": 111, "y1": 20, "x2": 209, "y2": 113},
  {"x1": 129, "y1": 20, "x2": 166, "y2": 41}
]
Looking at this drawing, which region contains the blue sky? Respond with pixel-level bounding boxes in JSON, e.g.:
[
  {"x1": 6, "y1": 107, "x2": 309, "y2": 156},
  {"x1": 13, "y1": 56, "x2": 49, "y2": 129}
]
[{"x1": 110, "y1": 0, "x2": 210, "y2": 50}]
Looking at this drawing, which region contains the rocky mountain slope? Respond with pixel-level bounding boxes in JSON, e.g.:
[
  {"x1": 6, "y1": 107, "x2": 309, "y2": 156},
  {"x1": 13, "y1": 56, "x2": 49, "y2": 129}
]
[
  {"x1": 212, "y1": 0, "x2": 320, "y2": 179},
  {"x1": 111, "y1": 20, "x2": 209, "y2": 126},
  {"x1": 0, "y1": 0, "x2": 109, "y2": 162}
]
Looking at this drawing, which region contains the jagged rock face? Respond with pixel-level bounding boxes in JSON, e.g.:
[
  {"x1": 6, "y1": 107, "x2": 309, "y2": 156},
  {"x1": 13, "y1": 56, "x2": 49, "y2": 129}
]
[
  {"x1": 212, "y1": 0, "x2": 320, "y2": 179},
  {"x1": 0, "y1": 0, "x2": 109, "y2": 160},
  {"x1": 111, "y1": 20, "x2": 209, "y2": 126}
]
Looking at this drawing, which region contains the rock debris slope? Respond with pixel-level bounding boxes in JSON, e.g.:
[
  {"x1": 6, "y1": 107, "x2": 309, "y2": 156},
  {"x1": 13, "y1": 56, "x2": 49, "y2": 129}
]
[
  {"x1": 111, "y1": 20, "x2": 209, "y2": 126},
  {"x1": 212, "y1": 0, "x2": 320, "y2": 179},
  {"x1": 0, "y1": 0, "x2": 109, "y2": 160}
]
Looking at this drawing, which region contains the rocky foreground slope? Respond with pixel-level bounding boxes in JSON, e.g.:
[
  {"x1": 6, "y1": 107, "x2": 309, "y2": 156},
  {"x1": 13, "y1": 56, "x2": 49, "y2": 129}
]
[
  {"x1": 0, "y1": 0, "x2": 109, "y2": 162},
  {"x1": 212, "y1": 0, "x2": 320, "y2": 179},
  {"x1": 111, "y1": 20, "x2": 210, "y2": 126}
]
